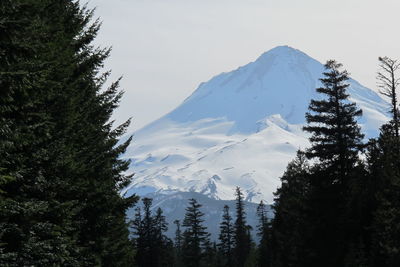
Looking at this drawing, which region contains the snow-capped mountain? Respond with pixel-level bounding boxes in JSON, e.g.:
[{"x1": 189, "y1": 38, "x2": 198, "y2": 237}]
[{"x1": 123, "y1": 46, "x2": 389, "y2": 204}]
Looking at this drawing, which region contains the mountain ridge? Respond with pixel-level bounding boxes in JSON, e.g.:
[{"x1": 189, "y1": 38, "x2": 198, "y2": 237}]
[{"x1": 123, "y1": 46, "x2": 389, "y2": 203}]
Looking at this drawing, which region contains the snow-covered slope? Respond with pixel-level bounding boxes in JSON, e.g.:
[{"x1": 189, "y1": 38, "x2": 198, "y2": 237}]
[{"x1": 123, "y1": 46, "x2": 389, "y2": 204}]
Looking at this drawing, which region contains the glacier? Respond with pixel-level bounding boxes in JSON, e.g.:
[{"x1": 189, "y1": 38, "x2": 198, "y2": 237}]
[{"x1": 122, "y1": 45, "x2": 390, "y2": 204}]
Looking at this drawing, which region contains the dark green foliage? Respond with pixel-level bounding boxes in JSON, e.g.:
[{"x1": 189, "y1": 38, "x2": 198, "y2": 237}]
[
  {"x1": 182, "y1": 198, "x2": 211, "y2": 267},
  {"x1": 271, "y1": 61, "x2": 366, "y2": 267},
  {"x1": 218, "y1": 205, "x2": 234, "y2": 267},
  {"x1": 0, "y1": 0, "x2": 136, "y2": 265},
  {"x1": 256, "y1": 201, "x2": 271, "y2": 267},
  {"x1": 174, "y1": 220, "x2": 184, "y2": 267},
  {"x1": 364, "y1": 57, "x2": 400, "y2": 267},
  {"x1": 271, "y1": 152, "x2": 311, "y2": 267},
  {"x1": 367, "y1": 125, "x2": 400, "y2": 266},
  {"x1": 303, "y1": 60, "x2": 364, "y2": 171},
  {"x1": 0, "y1": 1, "x2": 85, "y2": 264},
  {"x1": 233, "y1": 187, "x2": 252, "y2": 267},
  {"x1": 202, "y1": 241, "x2": 220, "y2": 267},
  {"x1": 131, "y1": 198, "x2": 173, "y2": 267},
  {"x1": 302, "y1": 60, "x2": 364, "y2": 266}
]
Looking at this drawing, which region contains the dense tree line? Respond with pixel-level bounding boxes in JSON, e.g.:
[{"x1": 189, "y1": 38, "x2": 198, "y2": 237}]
[
  {"x1": 0, "y1": 0, "x2": 136, "y2": 265},
  {"x1": 2, "y1": 1, "x2": 400, "y2": 266},
  {"x1": 271, "y1": 59, "x2": 400, "y2": 267},
  {"x1": 130, "y1": 59, "x2": 400, "y2": 267},
  {"x1": 130, "y1": 187, "x2": 268, "y2": 267}
]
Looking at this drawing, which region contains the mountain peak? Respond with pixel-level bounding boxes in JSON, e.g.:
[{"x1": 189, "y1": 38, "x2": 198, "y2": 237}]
[
  {"x1": 164, "y1": 46, "x2": 326, "y2": 133},
  {"x1": 254, "y1": 45, "x2": 317, "y2": 69},
  {"x1": 125, "y1": 47, "x2": 389, "y2": 203},
  {"x1": 260, "y1": 45, "x2": 303, "y2": 56}
]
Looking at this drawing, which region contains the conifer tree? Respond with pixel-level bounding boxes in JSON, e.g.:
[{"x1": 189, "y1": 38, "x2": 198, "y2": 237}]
[
  {"x1": 218, "y1": 205, "x2": 234, "y2": 267},
  {"x1": 256, "y1": 201, "x2": 271, "y2": 267},
  {"x1": 174, "y1": 219, "x2": 184, "y2": 267},
  {"x1": 302, "y1": 60, "x2": 364, "y2": 266},
  {"x1": 154, "y1": 207, "x2": 174, "y2": 267},
  {"x1": 233, "y1": 187, "x2": 251, "y2": 267},
  {"x1": 132, "y1": 198, "x2": 154, "y2": 267},
  {"x1": 131, "y1": 198, "x2": 172, "y2": 267},
  {"x1": 366, "y1": 127, "x2": 400, "y2": 266},
  {"x1": 366, "y1": 57, "x2": 400, "y2": 265},
  {"x1": 303, "y1": 60, "x2": 364, "y2": 174},
  {"x1": 271, "y1": 151, "x2": 311, "y2": 267},
  {"x1": 0, "y1": 1, "x2": 84, "y2": 264},
  {"x1": 0, "y1": 1, "x2": 137, "y2": 265},
  {"x1": 182, "y1": 198, "x2": 210, "y2": 267}
]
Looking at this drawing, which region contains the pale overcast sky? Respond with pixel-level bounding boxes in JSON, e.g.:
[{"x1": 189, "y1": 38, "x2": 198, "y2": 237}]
[{"x1": 87, "y1": 0, "x2": 400, "y2": 132}]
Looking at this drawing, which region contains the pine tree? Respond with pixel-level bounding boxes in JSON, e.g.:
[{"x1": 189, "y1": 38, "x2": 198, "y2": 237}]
[
  {"x1": 256, "y1": 201, "x2": 271, "y2": 267},
  {"x1": 303, "y1": 60, "x2": 364, "y2": 174},
  {"x1": 131, "y1": 198, "x2": 172, "y2": 267},
  {"x1": 0, "y1": 1, "x2": 137, "y2": 265},
  {"x1": 218, "y1": 205, "x2": 234, "y2": 267},
  {"x1": 233, "y1": 187, "x2": 251, "y2": 267},
  {"x1": 133, "y1": 198, "x2": 154, "y2": 267},
  {"x1": 368, "y1": 124, "x2": 400, "y2": 266},
  {"x1": 0, "y1": 1, "x2": 83, "y2": 264},
  {"x1": 174, "y1": 220, "x2": 184, "y2": 267},
  {"x1": 154, "y1": 207, "x2": 174, "y2": 267},
  {"x1": 302, "y1": 60, "x2": 364, "y2": 266},
  {"x1": 182, "y1": 198, "x2": 210, "y2": 267},
  {"x1": 271, "y1": 151, "x2": 311, "y2": 267},
  {"x1": 364, "y1": 57, "x2": 400, "y2": 267}
]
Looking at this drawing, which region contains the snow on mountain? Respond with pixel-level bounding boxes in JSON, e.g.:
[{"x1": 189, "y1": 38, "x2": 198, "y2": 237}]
[{"x1": 122, "y1": 46, "x2": 389, "y2": 204}]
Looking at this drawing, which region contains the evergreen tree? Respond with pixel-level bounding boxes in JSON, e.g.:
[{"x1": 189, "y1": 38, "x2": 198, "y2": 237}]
[
  {"x1": 256, "y1": 201, "x2": 271, "y2": 267},
  {"x1": 366, "y1": 57, "x2": 400, "y2": 267},
  {"x1": 0, "y1": 1, "x2": 137, "y2": 265},
  {"x1": 154, "y1": 207, "x2": 174, "y2": 266},
  {"x1": 271, "y1": 151, "x2": 311, "y2": 267},
  {"x1": 182, "y1": 198, "x2": 210, "y2": 267},
  {"x1": 174, "y1": 220, "x2": 184, "y2": 267},
  {"x1": 303, "y1": 60, "x2": 364, "y2": 173},
  {"x1": 303, "y1": 60, "x2": 364, "y2": 266},
  {"x1": 233, "y1": 187, "x2": 251, "y2": 267},
  {"x1": 131, "y1": 198, "x2": 172, "y2": 267},
  {"x1": 0, "y1": 1, "x2": 83, "y2": 264},
  {"x1": 218, "y1": 205, "x2": 234, "y2": 267},
  {"x1": 367, "y1": 125, "x2": 400, "y2": 266},
  {"x1": 203, "y1": 240, "x2": 219, "y2": 267},
  {"x1": 132, "y1": 198, "x2": 154, "y2": 267}
]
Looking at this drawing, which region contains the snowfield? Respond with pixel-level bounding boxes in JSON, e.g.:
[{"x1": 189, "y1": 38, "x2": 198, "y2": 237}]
[{"x1": 122, "y1": 46, "x2": 389, "y2": 204}]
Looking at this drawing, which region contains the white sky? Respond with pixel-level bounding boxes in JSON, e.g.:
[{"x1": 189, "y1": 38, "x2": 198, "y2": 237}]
[{"x1": 87, "y1": 0, "x2": 400, "y2": 132}]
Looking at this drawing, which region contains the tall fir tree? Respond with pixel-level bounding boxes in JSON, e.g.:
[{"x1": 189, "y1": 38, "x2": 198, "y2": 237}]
[
  {"x1": 0, "y1": 1, "x2": 137, "y2": 265},
  {"x1": 233, "y1": 187, "x2": 251, "y2": 267},
  {"x1": 218, "y1": 205, "x2": 234, "y2": 267},
  {"x1": 174, "y1": 219, "x2": 184, "y2": 267},
  {"x1": 131, "y1": 198, "x2": 172, "y2": 267},
  {"x1": 256, "y1": 201, "x2": 271, "y2": 267},
  {"x1": 302, "y1": 60, "x2": 364, "y2": 266},
  {"x1": 181, "y1": 198, "x2": 210, "y2": 267},
  {"x1": 0, "y1": 1, "x2": 85, "y2": 264},
  {"x1": 271, "y1": 151, "x2": 311, "y2": 267},
  {"x1": 367, "y1": 125, "x2": 400, "y2": 266},
  {"x1": 154, "y1": 207, "x2": 174, "y2": 267}
]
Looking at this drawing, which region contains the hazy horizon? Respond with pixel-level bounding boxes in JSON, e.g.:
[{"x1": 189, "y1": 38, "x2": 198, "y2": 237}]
[{"x1": 88, "y1": 0, "x2": 400, "y2": 132}]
